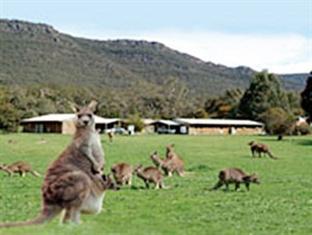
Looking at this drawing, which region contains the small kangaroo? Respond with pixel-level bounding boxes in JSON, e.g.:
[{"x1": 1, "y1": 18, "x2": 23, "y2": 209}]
[
  {"x1": 0, "y1": 161, "x2": 40, "y2": 177},
  {"x1": 0, "y1": 101, "x2": 107, "y2": 227},
  {"x1": 248, "y1": 141, "x2": 277, "y2": 159},
  {"x1": 150, "y1": 151, "x2": 184, "y2": 177},
  {"x1": 134, "y1": 165, "x2": 164, "y2": 189},
  {"x1": 166, "y1": 144, "x2": 178, "y2": 159},
  {"x1": 211, "y1": 168, "x2": 260, "y2": 191},
  {"x1": 107, "y1": 132, "x2": 114, "y2": 143},
  {"x1": 111, "y1": 162, "x2": 133, "y2": 186}
]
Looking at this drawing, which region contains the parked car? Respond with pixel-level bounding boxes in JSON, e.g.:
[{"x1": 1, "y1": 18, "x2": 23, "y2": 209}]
[
  {"x1": 156, "y1": 127, "x2": 176, "y2": 134},
  {"x1": 111, "y1": 127, "x2": 128, "y2": 135}
]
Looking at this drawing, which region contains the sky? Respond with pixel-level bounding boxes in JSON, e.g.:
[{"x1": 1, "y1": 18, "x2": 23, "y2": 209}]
[{"x1": 1, "y1": 0, "x2": 311, "y2": 73}]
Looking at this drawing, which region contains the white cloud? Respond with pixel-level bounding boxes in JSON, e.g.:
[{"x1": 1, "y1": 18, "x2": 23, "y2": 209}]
[{"x1": 58, "y1": 26, "x2": 311, "y2": 74}]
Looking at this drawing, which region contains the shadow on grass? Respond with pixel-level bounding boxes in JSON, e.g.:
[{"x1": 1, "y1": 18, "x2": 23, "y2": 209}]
[
  {"x1": 187, "y1": 164, "x2": 214, "y2": 172},
  {"x1": 130, "y1": 185, "x2": 150, "y2": 190},
  {"x1": 204, "y1": 187, "x2": 248, "y2": 193},
  {"x1": 294, "y1": 139, "x2": 312, "y2": 146}
]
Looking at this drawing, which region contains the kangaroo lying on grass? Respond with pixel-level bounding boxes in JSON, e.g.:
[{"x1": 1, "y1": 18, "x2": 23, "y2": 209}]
[
  {"x1": 0, "y1": 101, "x2": 112, "y2": 227},
  {"x1": 134, "y1": 165, "x2": 164, "y2": 189},
  {"x1": 111, "y1": 162, "x2": 132, "y2": 186},
  {"x1": 211, "y1": 168, "x2": 260, "y2": 191},
  {"x1": 248, "y1": 141, "x2": 277, "y2": 159},
  {"x1": 150, "y1": 151, "x2": 184, "y2": 177},
  {"x1": 0, "y1": 161, "x2": 40, "y2": 177}
]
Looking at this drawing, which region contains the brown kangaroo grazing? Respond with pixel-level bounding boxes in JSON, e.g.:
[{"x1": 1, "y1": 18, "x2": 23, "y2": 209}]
[
  {"x1": 111, "y1": 162, "x2": 133, "y2": 186},
  {"x1": 150, "y1": 151, "x2": 184, "y2": 177},
  {"x1": 0, "y1": 101, "x2": 110, "y2": 227},
  {"x1": 248, "y1": 141, "x2": 277, "y2": 159},
  {"x1": 211, "y1": 168, "x2": 260, "y2": 191},
  {"x1": 134, "y1": 165, "x2": 164, "y2": 189},
  {"x1": 0, "y1": 161, "x2": 40, "y2": 177}
]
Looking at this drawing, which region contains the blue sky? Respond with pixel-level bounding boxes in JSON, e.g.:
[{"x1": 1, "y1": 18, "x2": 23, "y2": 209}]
[{"x1": 1, "y1": 0, "x2": 311, "y2": 73}]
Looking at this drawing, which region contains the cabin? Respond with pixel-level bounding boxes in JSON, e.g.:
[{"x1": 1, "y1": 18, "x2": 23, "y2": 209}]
[
  {"x1": 141, "y1": 119, "x2": 156, "y2": 134},
  {"x1": 174, "y1": 118, "x2": 264, "y2": 135},
  {"x1": 20, "y1": 114, "x2": 120, "y2": 134}
]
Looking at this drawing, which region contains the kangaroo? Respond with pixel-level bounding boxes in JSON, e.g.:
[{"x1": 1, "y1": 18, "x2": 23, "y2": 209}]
[
  {"x1": 0, "y1": 161, "x2": 40, "y2": 177},
  {"x1": 211, "y1": 168, "x2": 260, "y2": 191},
  {"x1": 166, "y1": 144, "x2": 178, "y2": 159},
  {"x1": 134, "y1": 165, "x2": 164, "y2": 189},
  {"x1": 248, "y1": 141, "x2": 277, "y2": 159},
  {"x1": 107, "y1": 132, "x2": 114, "y2": 143},
  {"x1": 111, "y1": 162, "x2": 132, "y2": 186},
  {"x1": 70, "y1": 100, "x2": 105, "y2": 174},
  {"x1": 0, "y1": 101, "x2": 108, "y2": 227},
  {"x1": 150, "y1": 151, "x2": 184, "y2": 177}
]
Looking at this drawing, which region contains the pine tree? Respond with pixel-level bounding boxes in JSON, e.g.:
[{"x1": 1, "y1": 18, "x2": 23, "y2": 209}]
[
  {"x1": 238, "y1": 71, "x2": 289, "y2": 121},
  {"x1": 301, "y1": 72, "x2": 312, "y2": 121}
]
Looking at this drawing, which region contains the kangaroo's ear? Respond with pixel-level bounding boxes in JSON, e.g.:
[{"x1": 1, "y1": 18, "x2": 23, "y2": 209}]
[
  {"x1": 88, "y1": 100, "x2": 98, "y2": 112},
  {"x1": 69, "y1": 102, "x2": 81, "y2": 113}
]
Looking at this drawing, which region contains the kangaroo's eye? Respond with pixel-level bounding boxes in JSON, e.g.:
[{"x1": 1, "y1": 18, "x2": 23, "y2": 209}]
[
  {"x1": 87, "y1": 114, "x2": 92, "y2": 118},
  {"x1": 77, "y1": 114, "x2": 82, "y2": 118}
]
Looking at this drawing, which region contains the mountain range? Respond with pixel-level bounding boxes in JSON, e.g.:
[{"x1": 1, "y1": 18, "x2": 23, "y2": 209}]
[{"x1": 0, "y1": 19, "x2": 308, "y2": 97}]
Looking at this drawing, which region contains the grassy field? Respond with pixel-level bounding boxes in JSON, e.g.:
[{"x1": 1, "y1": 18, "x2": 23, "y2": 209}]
[{"x1": 0, "y1": 133, "x2": 311, "y2": 235}]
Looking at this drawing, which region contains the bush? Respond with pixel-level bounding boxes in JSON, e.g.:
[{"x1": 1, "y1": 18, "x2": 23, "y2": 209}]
[
  {"x1": 126, "y1": 114, "x2": 145, "y2": 132},
  {"x1": 293, "y1": 123, "x2": 312, "y2": 135},
  {"x1": 261, "y1": 107, "x2": 295, "y2": 136}
]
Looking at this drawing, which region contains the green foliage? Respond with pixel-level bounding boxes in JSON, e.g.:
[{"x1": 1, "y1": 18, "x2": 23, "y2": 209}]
[
  {"x1": 205, "y1": 88, "x2": 243, "y2": 118},
  {"x1": 293, "y1": 123, "x2": 312, "y2": 135},
  {"x1": 301, "y1": 72, "x2": 312, "y2": 120},
  {"x1": 125, "y1": 114, "x2": 145, "y2": 132},
  {"x1": 260, "y1": 107, "x2": 295, "y2": 135},
  {"x1": 0, "y1": 134, "x2": 312, "y2": 235},
  {"x1": 0, "y1": 88, "x2": 20, "y2": 132},
  {"x1": 238, "y1": 71, "x2": 290, "y2": 121}
]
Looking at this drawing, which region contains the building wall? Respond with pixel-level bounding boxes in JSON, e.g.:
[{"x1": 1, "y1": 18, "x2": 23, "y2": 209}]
[
  {"x1": 188, "y1": 126, "x2": 263, "y2": 135},
  {"x1": 62, "y1": 120, "x2": 76, "y2": 135},
  {"x1": 142, "y1": 125, "x2": 155, "y2": 134},
  {"x1": 22, "y1": 122, "x2": 62, "y2": 133}
]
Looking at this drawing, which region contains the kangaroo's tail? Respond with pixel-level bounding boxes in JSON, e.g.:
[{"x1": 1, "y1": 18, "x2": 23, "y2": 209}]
[
  {"x1": 0, "y1": 206, "x2": 60, "y2": 228},
  {"x1": 267, "y1": 151, "x2": 278, "y2": 160}
]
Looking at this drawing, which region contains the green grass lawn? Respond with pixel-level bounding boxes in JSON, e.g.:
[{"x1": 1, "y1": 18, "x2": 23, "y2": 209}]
[{"x1": 0, "y1": 134, "x2": 311, "y2": 235}]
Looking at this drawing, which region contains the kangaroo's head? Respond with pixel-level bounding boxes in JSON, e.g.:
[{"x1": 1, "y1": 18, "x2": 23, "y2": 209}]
[
  {"x1": 102, "y1": 174, "x2": 120, "y2": 191},
  {"x1": 71, "y1": 100, "x2": 97, "y2": 129},
  {"x1": 243, "y1": 174, "x2": 260, "y2": 184},
  {"x1": 0, "y1": 163, "x2": 7, "y2": 170},
  {"x1": 150, "y1": 151, "x2": 158, "y2": 160},
  {"x1": 248, "y1": 141, "x2": 255, "y2": 146},
  {"x1": 134, "y1": 165, "x2": 143, "y2": 174},
  {"x1": 166, "y1": 144, "x2": 175, "y2": 153}
]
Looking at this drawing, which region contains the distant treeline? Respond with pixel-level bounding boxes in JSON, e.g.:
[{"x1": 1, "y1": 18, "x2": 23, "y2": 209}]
[{"x1": 0, "y1": 71, "x2": 307, "y2": 135}]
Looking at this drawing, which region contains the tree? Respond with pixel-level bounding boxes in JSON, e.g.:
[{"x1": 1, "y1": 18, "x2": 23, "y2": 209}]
[
  {"x1": 238, "y1": 71, "x2": 289, "y2": 121},
  {"x1": 126, "y1": 114, "x2": 145, "y2": 132},
  {"x1": 205, "y1": 89, "x2": 243, "y2": 118},
  {"x1": 301, "y1": 72, "x2": 312, "y2": 122},
  {"x1": 261, "y1": 107, "x2": 295, "y2": 139},
  {"x1": 0, "y1": 88, "x2": 20, "y2": 132}
]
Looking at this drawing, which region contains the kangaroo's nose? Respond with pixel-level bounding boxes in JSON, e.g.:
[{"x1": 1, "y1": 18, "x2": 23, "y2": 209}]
[{"x1": 83, "y1": 120, "x2": 89, "y2": 125}]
